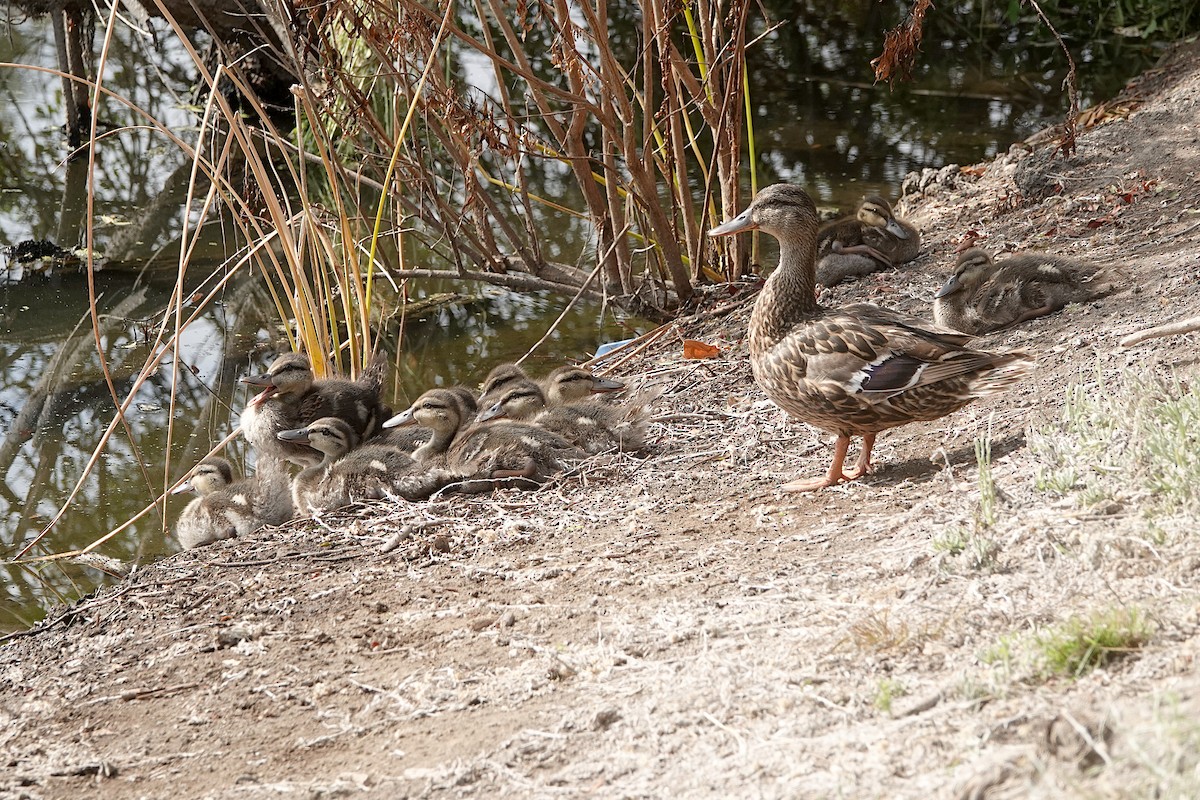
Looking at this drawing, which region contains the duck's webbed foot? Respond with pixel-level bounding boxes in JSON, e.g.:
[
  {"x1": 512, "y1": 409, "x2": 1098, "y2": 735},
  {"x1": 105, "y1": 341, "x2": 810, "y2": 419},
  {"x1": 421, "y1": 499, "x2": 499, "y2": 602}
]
[
  {"x1": 491, "y1": 457, "x2": 537, "y2": 480},
  {"x1": 781, "y1": 434, "x2": 874, "y2": 492},
  {"x1": 831, "y1": 241, "x2": 894, "y2": 268},
  {"x1": 840, "y1": 433, "x2": 876, "y2": 480}
]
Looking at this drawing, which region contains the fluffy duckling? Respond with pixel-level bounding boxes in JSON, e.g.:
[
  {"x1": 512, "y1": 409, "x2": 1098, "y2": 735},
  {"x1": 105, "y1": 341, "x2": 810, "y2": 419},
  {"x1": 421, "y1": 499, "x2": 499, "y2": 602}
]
[
  {"x1": 278, "y1": 417, "x2": 453, "y2": 515},
  {"x1": 371, "y1": 386, "x2": 478, "y2": 453},
  {"x1": 384, "y1": 387, "x2": 585, "y2": 485},
  {"x1": 479, "y1": 363, "x2": 531, "y2": 407},
  {"x1": 709, "y1": 184, "x2": 1032, "y2": 492},
  {"x1": 240, "y1": 353, "x2": 389, "y2": 467},
  {"x1": 172, "y1": 456, "x2": 293, "y2": 549},
  {"x1": 479, "y1": 379, "x2": 648, "y2": 454},
  {"x1": 933, "y1": 247, "x2": 1111, "y2": 334},
  {"x1": 816, "y1": 195, "x2": 921, "y2": 286},
  {"x1": 539, "y1": 365, "x2": 625, "y2": 405}
]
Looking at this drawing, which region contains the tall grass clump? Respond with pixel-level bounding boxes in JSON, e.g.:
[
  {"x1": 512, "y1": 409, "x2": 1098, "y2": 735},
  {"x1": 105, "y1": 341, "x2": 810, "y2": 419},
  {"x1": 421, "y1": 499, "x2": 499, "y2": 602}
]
[{"x1": 302, "y1": 0, "x2": 761, "y2": 315}]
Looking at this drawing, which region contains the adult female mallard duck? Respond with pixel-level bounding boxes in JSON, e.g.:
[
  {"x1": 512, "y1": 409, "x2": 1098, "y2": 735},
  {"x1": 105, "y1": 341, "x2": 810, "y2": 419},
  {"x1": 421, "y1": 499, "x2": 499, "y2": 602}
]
[
  {"x1": 709, "y1": 183, "x2": 1034, "y2": 492},
  {"x1": 384, "y1": 387, "x2": 585, "y2": 485},
  {"x1": 816, "y1": 195, "x2": 921, "y2": 286},
  {"x1": 239, "y1": 352, "x2": 390, "y2": 467},
  {"x1": 933, "y1": 247, "x2": 1111, "y2": 335},
  {"x1": 172, "y1": 455, "x2": 293, "y2": 549}
]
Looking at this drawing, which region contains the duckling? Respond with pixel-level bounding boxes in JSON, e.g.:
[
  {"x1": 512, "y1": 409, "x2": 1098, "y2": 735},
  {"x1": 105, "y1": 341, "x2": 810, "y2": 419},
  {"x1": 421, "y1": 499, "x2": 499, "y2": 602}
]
[
  {"x1": 815, "y1": 195, "x2": 921, "y2": 286},
  {"x1": 370, "y1": 386, "x2": 478, "y2": 452},
  {"x1": 479, "y1": 363, "x2": 531, "y2": 407},
  {"x1": 239, "y1": 353, "x2": 390, "y2": 467},
  {"x1": 709, "y1": 184, "x2": 1033, "y2": 492},
  {"x1": 278, "y1": 417, "x2": 454, "y2": 514},
  {"x1": 479, "y1": 379, "x2": 648, "y2": 454},
  {"x1": 172, "y1": 455, "x2": 293, "y2": 549},
  {"x1": 384, "y1": 387, "x2": 585, "y2": 486},
  {"x1": 933, "y1": 247, "x2": 1111, "y2": 334},
  {"x1": 539, "y1": 366, "x2": 625, "y2": 405}
]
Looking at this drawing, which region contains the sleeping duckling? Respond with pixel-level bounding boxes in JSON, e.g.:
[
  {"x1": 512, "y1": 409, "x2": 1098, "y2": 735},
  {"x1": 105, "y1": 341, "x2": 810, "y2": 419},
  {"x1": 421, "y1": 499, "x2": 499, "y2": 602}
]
[
  {"x1": 278, "y1": 417, "x2": 455, "y2": 515},
  {"x1": 539, "y1": 365, "x2": 625, "y2": 405},
  {"x1": 479, "y1": 379, "x2": 648, "y2": 454},
  {"x1": 240, "y1": 352, "x2": 390, "y2": 467},
  {"x1": 384, "y1": 387, "x2": 585, "y2": 485},
  {"x1": 816, "y1": 195, "x2": 921, "y2": 286},
  {"x1": 172, "y1": 455, "x2": 293, "y2": 549},
  {"x1": 479, "y1": 363, "x2": 531, "y2": 407},
  {"x1": 933, "y1": 247, "x2": 1111, "y2": 335}
]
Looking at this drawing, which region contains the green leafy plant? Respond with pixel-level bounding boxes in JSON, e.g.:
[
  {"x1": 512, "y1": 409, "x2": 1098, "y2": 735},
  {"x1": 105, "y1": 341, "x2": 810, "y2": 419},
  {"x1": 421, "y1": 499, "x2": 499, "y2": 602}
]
[{"x1": 874, "y1": 678, "x2": 907, "y2": 713}]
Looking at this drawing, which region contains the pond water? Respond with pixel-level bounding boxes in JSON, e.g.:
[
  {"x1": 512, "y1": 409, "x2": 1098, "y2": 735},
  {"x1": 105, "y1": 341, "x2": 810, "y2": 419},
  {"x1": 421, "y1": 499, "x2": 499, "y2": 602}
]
[{"x1": 0, "y1": 3, "x2": 1167, "y2": 630}]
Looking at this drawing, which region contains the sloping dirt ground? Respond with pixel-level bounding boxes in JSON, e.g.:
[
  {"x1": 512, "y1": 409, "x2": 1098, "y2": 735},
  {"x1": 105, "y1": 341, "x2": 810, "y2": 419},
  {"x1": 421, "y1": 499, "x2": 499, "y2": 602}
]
[{"x1": 6, "y1": 41, "x2": 1200, "y2": 800}]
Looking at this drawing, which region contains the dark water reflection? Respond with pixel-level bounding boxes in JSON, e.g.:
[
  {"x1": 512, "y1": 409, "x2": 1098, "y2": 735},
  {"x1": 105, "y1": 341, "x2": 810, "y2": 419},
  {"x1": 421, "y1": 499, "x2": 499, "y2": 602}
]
[
  {"x1": 0, "y1": 2, "x2": 1168, "y2": 629},
  {"x1": 750, "y1": 0, "x2": 1162, "y2": 204}
]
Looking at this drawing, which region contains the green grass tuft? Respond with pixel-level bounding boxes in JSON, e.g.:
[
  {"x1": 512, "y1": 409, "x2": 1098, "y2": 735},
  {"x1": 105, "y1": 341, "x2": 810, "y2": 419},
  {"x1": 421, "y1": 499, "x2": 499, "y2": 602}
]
[
  {"x1": 1035, "y1": 607, "x2": 1151, "y2": 678},
  {"x1": 874, "y1": 678, "x2": 906, "y2": 714}
]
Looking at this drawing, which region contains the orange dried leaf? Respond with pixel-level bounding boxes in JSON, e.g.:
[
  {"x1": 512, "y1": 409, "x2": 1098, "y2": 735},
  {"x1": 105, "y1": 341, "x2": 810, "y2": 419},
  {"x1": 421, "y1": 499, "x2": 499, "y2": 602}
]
[{"x1": 683, "y1": 339, "x2": 720, "y2": 359}]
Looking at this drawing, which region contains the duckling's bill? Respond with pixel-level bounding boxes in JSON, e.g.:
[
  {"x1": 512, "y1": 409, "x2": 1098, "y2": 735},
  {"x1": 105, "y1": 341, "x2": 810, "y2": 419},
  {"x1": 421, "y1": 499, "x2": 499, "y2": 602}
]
[
  {"x1": 382, "y1": 408, "x2": 416, "y2": 428},
  {"x1": 935, "y1": 273, "x2": 963, "y2": 298},
  {"x1": 589, "y1": 375, "x2": 625, "y2": 393},
  {"x1": 477, "y1": 401, "x2": 507, "y2": 423},
  {"x1": 885, "y1": 218, "x2": 909, "y2": 239},
  {"x1": 276, "y1": 427, "x2": 312, "y2": 444}
]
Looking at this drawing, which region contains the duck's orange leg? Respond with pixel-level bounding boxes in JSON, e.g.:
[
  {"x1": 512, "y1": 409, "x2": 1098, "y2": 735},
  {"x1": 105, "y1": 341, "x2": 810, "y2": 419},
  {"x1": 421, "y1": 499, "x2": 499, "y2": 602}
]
[
  {"x1": 842, "y1": 433, "x2": 876, "y2": 480},
  {"x1": 781, "y1": 435, "x2": 852, "y2": 493}
]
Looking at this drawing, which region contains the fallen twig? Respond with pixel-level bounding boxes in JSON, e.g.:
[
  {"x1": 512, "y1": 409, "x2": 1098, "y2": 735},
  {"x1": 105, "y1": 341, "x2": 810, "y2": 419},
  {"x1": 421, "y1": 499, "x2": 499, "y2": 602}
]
[{"x1": 1119, "y1": 315, "x2": 1200, "y2": 348}]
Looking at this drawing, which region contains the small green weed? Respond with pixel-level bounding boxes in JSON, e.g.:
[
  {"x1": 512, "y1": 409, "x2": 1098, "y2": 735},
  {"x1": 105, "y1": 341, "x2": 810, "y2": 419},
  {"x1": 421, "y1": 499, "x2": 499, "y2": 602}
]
[
  {"x1": 874, "y1": 678, "x2": 906, "y2": 714},
  {"x1": 975, "y1": 433, "x2": 998, "y2": 528},
  {"x1": 931, "y1": 431, "x2": 1001, "y2": 569},
  {"x1": 1036, "y1": 607, "x2": 1151, "y2": 679},
  {"x1": 932, "y1": 527, "x2": 969, "y2": 556}
]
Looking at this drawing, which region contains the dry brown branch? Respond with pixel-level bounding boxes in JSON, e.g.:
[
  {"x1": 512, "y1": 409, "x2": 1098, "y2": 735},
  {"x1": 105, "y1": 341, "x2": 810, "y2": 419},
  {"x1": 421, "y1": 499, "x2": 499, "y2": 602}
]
[
  {"x1": 1120, "y1": 316, "x2": 1200, "y2": 348},
  {"x1": 1025, "y1": 0, "x2": 1080, "y2": 156},
  {"x1": 871, "y1": 0, "x2": 933, "y2": 85}
]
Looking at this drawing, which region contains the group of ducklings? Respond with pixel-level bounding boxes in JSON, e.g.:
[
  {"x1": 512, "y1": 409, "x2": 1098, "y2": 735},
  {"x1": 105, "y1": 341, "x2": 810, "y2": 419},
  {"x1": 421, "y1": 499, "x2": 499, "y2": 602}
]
[
  {"x1": 173, "y1": 357, "x2": 647, "y2": 549},
  {"x1": 710, "y1": 183, "x2": 1111, "y2": 491},
  {"x1": 816, "y1": 194, "x2": 1109, "y2": 334}
]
